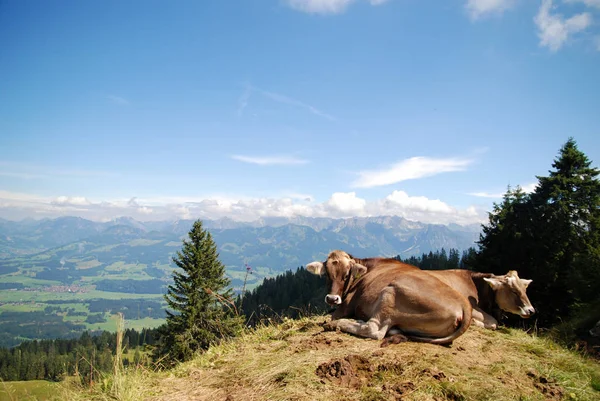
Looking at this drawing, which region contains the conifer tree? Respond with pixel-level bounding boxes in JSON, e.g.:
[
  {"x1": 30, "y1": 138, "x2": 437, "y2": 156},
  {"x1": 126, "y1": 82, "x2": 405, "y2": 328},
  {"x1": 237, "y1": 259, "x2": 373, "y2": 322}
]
[
  {"x1": 154, "y1": 219, "x2": 242, "y2": 364},
  {"x1": 529, "y1": 137, "x2": 600, "y2": 318}
]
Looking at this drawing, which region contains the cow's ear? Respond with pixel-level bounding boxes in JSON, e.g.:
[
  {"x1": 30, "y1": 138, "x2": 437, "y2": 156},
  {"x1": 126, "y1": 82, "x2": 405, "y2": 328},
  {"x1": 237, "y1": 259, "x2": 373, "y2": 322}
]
[
  {"x1": 483, "y1": 276, "x2": 503, "y2": 290},
  {"x1": 520, "y1": 278, "x2": 532, "y2": 287},
  {"x1": 350, "y1": 262, "x2": 367, "y2": 279},
  {"x1": 306, "y1": 261, "x2": 324, "y2": 276}
]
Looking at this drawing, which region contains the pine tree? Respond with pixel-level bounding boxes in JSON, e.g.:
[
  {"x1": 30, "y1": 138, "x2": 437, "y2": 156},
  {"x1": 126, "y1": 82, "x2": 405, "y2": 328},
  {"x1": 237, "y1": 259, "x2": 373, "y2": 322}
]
[
  {"x1": 529, "y1": 137, "x2": 600, "y2": 318},
  {"x1": 154, "y1": 219, "x2": 243, "y2": 365},
  {"x1": 475, "y1": 185, "x2": 536, "y2": 277}
]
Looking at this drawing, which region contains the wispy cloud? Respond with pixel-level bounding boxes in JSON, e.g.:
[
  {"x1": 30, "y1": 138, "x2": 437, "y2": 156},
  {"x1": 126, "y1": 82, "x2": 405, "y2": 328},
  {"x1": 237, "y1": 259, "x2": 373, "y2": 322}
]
[
  {"x1": 534, "y1": 0, "x2": 592, "y2": 52},
  {"x1": 107, "y1": 95, "x2": 130, "y2": 106},
  {"x1": 260, "y1": 89, "x2": 336, "y2": 121},
  {"x1": 465, "y1": 0, "x2": 517, "y2": 20},
  {"x1": 351, "y1": 156, "x2": 474, "y2": 188},
  {"x1": 231, "y1": 155, "x2": 310, "y2": 166},
  {"x1": 286, "y1": 0, "x2": 390, "y2": 15},
  {"x1": 564, "y1": 0, "x2": 600, "y2": 9},
  {"x1": 236, "y1": 84, "x2": 336, "y2": 121},
  {"x1": 467, "y1": 191, "x2": 505, "y2": 198}
]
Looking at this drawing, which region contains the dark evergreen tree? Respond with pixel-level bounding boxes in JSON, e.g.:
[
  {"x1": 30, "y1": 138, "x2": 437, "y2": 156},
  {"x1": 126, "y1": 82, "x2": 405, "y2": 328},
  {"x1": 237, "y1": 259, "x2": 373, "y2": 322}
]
[
  {"x1": 154, "y1": 219, "x2": 243, "y2": 365},
  {"x1": 529, "y1": 137, "x2": 600, "y2": 320},
  {"x1": 475, "y1": 185, "x2": 535, "y2": 277}
]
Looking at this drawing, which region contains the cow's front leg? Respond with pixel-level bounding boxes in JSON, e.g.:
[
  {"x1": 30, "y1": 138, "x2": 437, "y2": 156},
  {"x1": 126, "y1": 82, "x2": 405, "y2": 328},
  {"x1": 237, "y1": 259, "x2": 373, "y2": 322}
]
[
  {"x1": 329, "y1": 317, "x2": 390, "y2": 340},
  {"x1": 323, "y1": 317, "x2": 364, "y2": 332},
  {"x1": 477, "y1": 307, "x2": 498, "y2": 330}
]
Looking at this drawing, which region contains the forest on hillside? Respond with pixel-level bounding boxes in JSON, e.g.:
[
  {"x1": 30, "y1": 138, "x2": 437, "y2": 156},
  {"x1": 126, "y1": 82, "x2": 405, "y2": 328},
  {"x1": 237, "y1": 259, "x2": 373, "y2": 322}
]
[{"x1": 0, "y1": 326, "x2": 159, "y2": 383}]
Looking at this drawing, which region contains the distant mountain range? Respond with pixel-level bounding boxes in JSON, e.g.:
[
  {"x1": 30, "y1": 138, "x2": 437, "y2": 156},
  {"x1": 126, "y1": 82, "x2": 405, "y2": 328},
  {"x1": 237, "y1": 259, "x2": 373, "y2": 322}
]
[{"x1": 0, "y1": 215, "x2": 482, "y2": 290}]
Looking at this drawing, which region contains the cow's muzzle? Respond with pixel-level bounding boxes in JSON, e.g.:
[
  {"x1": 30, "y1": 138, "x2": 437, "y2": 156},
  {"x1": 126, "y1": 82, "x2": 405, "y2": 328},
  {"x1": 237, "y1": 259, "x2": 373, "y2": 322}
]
[
  {"x1": 520, "y1": 306, "x2": 536, "y2": 318},
  {"x1": 325, "y1": 294, "x2": 342, "y2": 305}
]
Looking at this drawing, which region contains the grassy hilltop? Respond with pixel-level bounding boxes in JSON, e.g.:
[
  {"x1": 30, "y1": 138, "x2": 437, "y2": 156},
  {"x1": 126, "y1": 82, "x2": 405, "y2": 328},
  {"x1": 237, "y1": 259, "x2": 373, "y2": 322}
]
[{"x1": 47, "y1": 316, "x2": 600, "y2": 401}]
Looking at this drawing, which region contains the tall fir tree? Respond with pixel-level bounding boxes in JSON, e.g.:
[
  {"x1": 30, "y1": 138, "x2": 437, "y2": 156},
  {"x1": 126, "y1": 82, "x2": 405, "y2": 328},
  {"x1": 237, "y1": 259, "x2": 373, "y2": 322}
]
[
  {"x1": 529, "y1": 137, "x2": 600, "y2": 319},
  {"x1": 154, "y1": 219, "x2": 243, "y2": 365},
  {"x1": 475, "y1": 185, "x2": 536, "y2": 277}
]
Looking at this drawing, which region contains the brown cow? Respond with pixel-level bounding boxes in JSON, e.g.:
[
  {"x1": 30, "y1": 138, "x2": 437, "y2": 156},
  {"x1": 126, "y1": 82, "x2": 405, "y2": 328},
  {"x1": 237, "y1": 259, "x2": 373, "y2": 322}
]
[
  {"x1": 306, "y1": 250, "x2": 472, "y2": 345},
  {"x1": 425, "y1": 269, "x2": 535, "y2": 330},
  {"x1": 339, "y1": 255, "x2": 535, "y2": 330}
]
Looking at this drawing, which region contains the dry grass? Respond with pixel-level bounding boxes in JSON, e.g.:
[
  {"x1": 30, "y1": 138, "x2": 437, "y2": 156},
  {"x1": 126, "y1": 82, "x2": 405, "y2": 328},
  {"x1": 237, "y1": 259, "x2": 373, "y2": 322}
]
[{"x1": 61, "y1": 316, "x2": 600, "y2": 401}]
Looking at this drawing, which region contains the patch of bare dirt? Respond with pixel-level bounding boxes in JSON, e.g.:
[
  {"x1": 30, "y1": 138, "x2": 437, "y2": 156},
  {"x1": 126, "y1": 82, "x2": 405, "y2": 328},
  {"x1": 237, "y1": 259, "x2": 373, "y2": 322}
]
[
  {"x1": 315, "y1": 354, "x2": 374, "y2": 388},
  {"x1": 420, "y1": 367, "x2": 449, "y2": 381},
  {"x1": 382, "y1": 381, "x2": 416, "y2": 399},
  {"x1": 291, "y1": 332, "x2": 344, "y2": 352},
  {"x1": 380, "y1": 333, "x2": 409, "y2": 347},
  {"x1": 527, "y1": 369, "x2": 564, "y2": 400}
]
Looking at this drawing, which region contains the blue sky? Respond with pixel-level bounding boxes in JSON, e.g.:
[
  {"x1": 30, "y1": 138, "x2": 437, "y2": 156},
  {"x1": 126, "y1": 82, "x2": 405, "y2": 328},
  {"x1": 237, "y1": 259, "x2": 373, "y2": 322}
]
[{"x1": 0, "y1": 0, "x2": 599, "y2": 225}]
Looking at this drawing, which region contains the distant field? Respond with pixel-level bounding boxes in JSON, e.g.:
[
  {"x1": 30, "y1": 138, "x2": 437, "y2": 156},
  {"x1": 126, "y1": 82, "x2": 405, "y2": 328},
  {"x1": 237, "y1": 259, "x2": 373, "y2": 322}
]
[
  {"x1": 0, "y1": 289, "x2": 164, "y2": 303},
  {"x1": 0, "y1": 303, "x2": 45, "y2": 313},
  {"x1": 74, "y1": 259, "x2": 102, "y2": 270},
  {"x1": 0, "y1": 275, "x2": 62, "y2": 287},
  {"x1": 0, "y1": 380, "x2": 60, "y2": 401}
]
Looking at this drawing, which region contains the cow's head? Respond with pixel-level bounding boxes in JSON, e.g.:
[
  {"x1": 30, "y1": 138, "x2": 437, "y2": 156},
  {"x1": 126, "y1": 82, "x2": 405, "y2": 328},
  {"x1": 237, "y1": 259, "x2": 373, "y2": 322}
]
[
  {"x1": 306, "y1": 250, "x2": 367, "y2": 306},
  {"x1": 483, "y1": 270, "x2": 535, "y2": 318}
]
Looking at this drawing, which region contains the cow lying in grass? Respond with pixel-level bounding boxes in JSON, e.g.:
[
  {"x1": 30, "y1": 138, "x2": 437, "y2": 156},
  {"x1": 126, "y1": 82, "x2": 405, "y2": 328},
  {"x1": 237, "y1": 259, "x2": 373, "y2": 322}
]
[
  {"x1": 328, "y1": 253, "x2": 536, "y2": 330},
  {"x1": 306, "y1": 250, "x2": 473, "y2": 346},
  {"x1": 426, "y1": 269, "x2": 535, "y2": 329}
]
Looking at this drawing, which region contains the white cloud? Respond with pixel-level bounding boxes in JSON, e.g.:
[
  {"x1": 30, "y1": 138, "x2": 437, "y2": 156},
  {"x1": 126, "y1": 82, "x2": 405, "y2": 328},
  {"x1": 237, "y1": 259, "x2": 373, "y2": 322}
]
[
  {"x1": 351, "y1": 156, "x2": 473, "y2": 188},
  {"x1": 520, "y1": 182, "x2": 538, "y2": 193},
  {"x1": 534, "y1": 0, "x2": 592, "y2": 52},
  {"x1": 52, "y1": 196, "x2": 92, "y2": 206},
  {"x1": 107, "y1": 95, "x2": 130, "y2": 106},
  {"x1": 231, "y1": 155, "x2": 309, "y2": 166},
  {"x1": 325, "y1": 192, "x2": 367, "y2": 214},
  {"x1": 467, "y1": 182, "x2": 538, "y2": 198},
  {"x1": 0, "y1": 189, "x2": 488, "y2": 226},
  {"x1": 466, "y1": 0, "x2": 517, "y2": 20},
  {"x1": 564, "y1": 0, "x2": 600, "y2": 9},
  {"x1": 286, "y1": 0, "x2": 388, "y2": 15}
]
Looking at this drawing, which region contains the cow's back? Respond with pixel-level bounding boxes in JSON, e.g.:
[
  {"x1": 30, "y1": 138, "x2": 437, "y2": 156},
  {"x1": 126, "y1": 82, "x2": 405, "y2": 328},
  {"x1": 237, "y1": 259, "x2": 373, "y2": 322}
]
[
  {"x1": 348, "y1": 263, "x2": 470, "y2": 319},
  {"x1": 426, "y1": 269, "x2": 479, "y2": 307}
]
